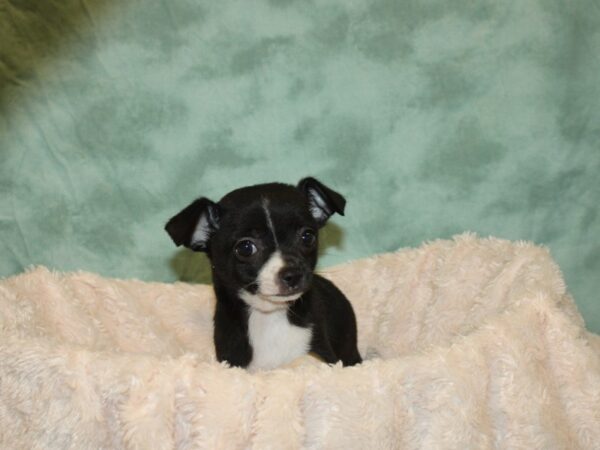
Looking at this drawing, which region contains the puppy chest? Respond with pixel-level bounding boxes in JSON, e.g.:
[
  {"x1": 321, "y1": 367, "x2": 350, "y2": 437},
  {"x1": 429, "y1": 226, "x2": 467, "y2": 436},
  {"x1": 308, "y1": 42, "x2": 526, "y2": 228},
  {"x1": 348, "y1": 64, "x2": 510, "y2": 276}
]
[{"x1": 247, "y1": 308, "x2": 312, "y2": 371}]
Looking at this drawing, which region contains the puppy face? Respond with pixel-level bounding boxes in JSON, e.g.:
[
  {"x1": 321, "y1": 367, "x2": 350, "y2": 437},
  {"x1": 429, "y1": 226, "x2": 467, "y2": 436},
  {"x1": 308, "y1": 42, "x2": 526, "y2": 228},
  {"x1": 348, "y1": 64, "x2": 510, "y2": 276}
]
[
  {"x1": 165, "y1": 178, "x2": 345, "y2": 312},
  {"x1": 212, "y1": 186, "x2": 318, "y2": 309}
]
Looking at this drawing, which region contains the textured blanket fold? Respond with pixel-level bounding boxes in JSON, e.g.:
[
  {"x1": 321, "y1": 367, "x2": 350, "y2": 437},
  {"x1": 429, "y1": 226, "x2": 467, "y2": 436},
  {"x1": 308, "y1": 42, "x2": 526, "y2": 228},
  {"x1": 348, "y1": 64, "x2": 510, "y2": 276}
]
[{"x1": 1, "y1": 234, "x2": 599, "y2": 449}]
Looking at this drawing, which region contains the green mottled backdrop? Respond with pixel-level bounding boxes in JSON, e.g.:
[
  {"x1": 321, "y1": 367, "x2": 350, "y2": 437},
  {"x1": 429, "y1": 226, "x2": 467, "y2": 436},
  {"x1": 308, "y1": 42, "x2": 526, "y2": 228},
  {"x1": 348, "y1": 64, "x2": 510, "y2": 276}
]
[{"x1": 1, "y1": 0, "x2": 599, "y2": 331}]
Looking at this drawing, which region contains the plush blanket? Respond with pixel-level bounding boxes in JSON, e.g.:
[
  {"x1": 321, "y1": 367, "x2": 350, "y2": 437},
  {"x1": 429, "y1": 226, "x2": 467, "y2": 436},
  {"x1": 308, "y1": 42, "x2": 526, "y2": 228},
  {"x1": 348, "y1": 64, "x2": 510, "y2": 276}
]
[{"x1": 1, "y1": 234, "x2": 599, "y2": 449}]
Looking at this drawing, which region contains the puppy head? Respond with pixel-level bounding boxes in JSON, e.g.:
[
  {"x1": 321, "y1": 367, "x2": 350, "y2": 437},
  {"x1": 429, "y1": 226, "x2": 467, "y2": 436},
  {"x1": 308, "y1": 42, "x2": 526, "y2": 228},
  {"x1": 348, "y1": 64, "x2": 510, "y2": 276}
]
[{"x1": 165, "y1": 177, "x2": 345, "y2": 312}]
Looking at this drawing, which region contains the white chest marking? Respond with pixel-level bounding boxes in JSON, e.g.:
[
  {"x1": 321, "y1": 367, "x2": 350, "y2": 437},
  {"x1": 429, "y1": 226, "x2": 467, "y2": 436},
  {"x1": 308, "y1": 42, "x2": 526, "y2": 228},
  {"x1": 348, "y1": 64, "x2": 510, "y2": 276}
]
[{"x1": 247, "y1": 308, "x2": 312, "y2": 371}]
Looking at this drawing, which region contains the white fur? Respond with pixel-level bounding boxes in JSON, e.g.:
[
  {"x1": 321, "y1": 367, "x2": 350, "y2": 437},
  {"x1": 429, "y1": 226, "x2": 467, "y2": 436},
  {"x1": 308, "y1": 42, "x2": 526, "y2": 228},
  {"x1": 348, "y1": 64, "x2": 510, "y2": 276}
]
[
  {"x1": 247, "y1": 308, "x2": 312, "y2": 372},
  {"x1": 257, "y1": 251, "x2": 285, "y2": 296},
  {"x1": 262, "y1": 197, "x2": 279, "y2": 247},
  {"x1": 238, "y1": 290, "x2": 301, "y2": 313},
  {"x1": 238, "y1": 251, "x2": 300, "y2": 312},
  {"x1": 307, "y1": 188, "x2": 330, "y2": 221},
  {"x1": 190, "y1": 214, "x2": 211, "y2": 248},
  {"x1": 239, "y1": 249, "x2": 310, "y2": 369}
]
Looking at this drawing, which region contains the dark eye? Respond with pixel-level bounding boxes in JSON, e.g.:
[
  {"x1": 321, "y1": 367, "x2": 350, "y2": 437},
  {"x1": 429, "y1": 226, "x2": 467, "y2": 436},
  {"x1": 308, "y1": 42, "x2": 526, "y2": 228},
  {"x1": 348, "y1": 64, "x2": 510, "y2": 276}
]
[
  {"x1": 300, "y1": 229, "x2": 316, "y2": 247},
  {"x1": 234, "y1": 239, "x2": 258, "y2": 258}
]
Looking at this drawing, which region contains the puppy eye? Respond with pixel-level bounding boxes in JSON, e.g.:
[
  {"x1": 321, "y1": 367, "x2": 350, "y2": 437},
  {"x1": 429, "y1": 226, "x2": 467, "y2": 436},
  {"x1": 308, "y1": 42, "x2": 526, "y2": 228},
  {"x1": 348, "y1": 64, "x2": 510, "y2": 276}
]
[
  {"x1": 234, "y1": 239, "x2": 258, "y2": 258},
  {"x1": 300, "y1": 229, "x2": 316, "y2": 247}
]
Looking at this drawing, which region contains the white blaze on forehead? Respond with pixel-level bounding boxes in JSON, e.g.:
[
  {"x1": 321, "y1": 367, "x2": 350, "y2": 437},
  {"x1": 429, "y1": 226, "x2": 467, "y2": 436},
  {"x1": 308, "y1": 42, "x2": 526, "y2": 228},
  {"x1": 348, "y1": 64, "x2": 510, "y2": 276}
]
[{"x1": 262, "y1": 197, "x2": 279, "y2": 247}]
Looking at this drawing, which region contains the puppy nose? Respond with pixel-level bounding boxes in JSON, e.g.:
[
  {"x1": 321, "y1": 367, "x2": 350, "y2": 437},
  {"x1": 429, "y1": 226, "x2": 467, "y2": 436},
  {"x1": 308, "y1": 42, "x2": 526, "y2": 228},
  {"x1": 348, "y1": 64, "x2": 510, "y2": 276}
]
[{"x1": 279, "y1": 268, "x2": 303, "y2": 289}]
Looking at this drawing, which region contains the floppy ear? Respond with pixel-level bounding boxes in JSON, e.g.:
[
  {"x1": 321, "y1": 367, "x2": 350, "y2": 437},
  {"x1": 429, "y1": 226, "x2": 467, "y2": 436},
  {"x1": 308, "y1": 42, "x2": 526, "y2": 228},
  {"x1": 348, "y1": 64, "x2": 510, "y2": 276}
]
[
  {"x1": 164, "y1": 198, "x2": 220, "y2": 252},
  {"x1": 297, "y1": 177, "x2": 346, "y2": 227}
]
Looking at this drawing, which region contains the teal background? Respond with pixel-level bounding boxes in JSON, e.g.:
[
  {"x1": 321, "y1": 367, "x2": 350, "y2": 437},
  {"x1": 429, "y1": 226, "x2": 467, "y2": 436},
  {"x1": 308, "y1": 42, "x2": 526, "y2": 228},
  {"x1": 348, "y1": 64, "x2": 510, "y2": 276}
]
[{"x1": 1, "y1": 1, "x2": 599, "y2": 332}]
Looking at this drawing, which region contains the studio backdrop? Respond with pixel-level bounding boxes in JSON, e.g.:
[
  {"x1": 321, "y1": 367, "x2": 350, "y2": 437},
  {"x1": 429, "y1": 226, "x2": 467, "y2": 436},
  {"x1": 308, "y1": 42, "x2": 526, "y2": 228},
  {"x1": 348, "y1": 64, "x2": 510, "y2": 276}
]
[{"x1": 1, "y1": 0, "x2": 599, "y2": 331}]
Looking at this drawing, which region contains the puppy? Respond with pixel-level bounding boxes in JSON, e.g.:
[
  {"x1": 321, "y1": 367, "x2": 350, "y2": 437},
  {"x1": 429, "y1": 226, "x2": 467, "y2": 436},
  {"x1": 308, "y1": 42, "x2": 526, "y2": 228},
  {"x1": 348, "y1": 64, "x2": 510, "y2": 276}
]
[{"x1": 165, "y1": 177, "x2": 362, "y2": 371}]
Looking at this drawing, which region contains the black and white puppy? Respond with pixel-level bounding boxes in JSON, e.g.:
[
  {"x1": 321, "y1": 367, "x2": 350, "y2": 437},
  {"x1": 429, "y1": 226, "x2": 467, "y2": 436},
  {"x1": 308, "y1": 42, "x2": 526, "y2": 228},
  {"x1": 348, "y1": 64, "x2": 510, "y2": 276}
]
[{"x1": 165, "y1": 177, "x2": 362, "y2": 371}]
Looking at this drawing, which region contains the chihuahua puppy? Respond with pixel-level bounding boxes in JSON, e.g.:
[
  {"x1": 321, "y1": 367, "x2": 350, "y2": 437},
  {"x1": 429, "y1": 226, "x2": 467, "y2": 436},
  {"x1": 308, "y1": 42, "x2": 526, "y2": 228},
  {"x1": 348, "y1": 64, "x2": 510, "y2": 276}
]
[{"x1": 165, "y1": 177, "x2": 361, "y2": 371}]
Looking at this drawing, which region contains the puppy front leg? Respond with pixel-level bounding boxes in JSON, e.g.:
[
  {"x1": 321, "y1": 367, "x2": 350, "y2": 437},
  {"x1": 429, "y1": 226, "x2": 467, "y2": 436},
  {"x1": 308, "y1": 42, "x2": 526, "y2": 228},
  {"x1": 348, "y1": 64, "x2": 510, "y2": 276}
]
[
  {"x1": 309, "y1": 329, "x2": 339, "y2": 365},
  {"x1": 213, "y1": 305, "x2": 252, "y2": 368}
]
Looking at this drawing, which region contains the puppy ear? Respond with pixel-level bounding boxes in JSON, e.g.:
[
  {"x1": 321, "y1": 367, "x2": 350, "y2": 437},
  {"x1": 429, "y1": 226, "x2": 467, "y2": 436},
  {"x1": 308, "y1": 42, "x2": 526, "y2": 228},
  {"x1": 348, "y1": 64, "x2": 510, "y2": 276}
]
[
  {"x1": 165, "y1": 198, "x2": 220, "y2": 252},
  {"x1": 297, "y1": 177, "x2": 346, "y2": 226}
]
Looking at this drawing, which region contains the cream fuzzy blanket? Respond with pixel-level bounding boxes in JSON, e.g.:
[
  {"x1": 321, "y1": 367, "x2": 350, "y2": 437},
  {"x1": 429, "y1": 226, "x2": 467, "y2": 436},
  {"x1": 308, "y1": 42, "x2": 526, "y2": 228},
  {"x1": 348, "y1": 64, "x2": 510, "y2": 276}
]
[{"x1": 1, "y1": 235, "x2": 600, "y2": 449}]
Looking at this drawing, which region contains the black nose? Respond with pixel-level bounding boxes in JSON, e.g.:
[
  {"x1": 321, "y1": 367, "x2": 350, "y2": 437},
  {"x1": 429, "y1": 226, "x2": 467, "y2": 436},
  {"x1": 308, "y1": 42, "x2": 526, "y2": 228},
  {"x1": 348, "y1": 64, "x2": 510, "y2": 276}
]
[{"x1": 279, "y1": 268, "x2": 304, "y2": 289}]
